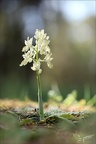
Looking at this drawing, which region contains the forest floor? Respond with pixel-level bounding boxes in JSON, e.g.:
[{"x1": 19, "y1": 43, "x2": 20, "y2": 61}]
[{"x1": 0, "y1": 98, "x2": 96, "y2": 144}]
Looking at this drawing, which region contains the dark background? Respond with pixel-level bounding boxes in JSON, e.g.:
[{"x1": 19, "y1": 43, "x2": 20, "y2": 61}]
[{"x1": 0, "y1": 0, "x2": 96, "y2": 101}]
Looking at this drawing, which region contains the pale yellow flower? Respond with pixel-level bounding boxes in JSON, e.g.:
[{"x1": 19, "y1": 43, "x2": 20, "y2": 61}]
[
  {"x1": 31, "y1": 60, "x2": 42, "y2": 74},
  {"x1": 20, "y1": 29, "x2": 53, "y2": 73},
  {"x1": 34, "y1": 29, "x2": 46, "y2": 40},
  {"x1": 22, "y1": 37, "x2": 33, "y2": 52},
  {"x1": 20, "y1": 51, "x2": 32, "y2": 66}
]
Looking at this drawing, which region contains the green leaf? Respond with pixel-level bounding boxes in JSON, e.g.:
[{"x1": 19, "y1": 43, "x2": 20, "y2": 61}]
[{"x1": 60, "y1": 113, "x2": 78, "y2": 121}]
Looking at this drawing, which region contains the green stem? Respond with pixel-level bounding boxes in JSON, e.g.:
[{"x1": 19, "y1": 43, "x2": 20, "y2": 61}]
[
  {"x1": 36, "y1": 71, "x2": 44, "y2": 120},
  {"x1": 35, "y1": 44, "x2": 44, "y2": 120}
]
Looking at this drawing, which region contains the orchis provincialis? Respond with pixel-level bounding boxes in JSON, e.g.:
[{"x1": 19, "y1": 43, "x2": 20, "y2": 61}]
[{"x1": 20, "y1": 29, "x2": 53, "y2": 120}]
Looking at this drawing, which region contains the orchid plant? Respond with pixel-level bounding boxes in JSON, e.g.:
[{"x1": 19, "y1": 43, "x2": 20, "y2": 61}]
[{"x1": 20, "y1": 29, "x2": 53, "y2": 120}]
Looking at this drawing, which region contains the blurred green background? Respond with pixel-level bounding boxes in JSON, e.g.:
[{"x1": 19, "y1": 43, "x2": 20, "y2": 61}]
[{"x1": 0, "y1": 0, "x2": 96, "y2": 101}]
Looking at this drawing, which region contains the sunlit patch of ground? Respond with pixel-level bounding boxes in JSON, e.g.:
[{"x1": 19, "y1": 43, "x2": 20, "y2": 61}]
[{"x1": 0, "y1": 98, "x2": 95, "y2": 112}]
